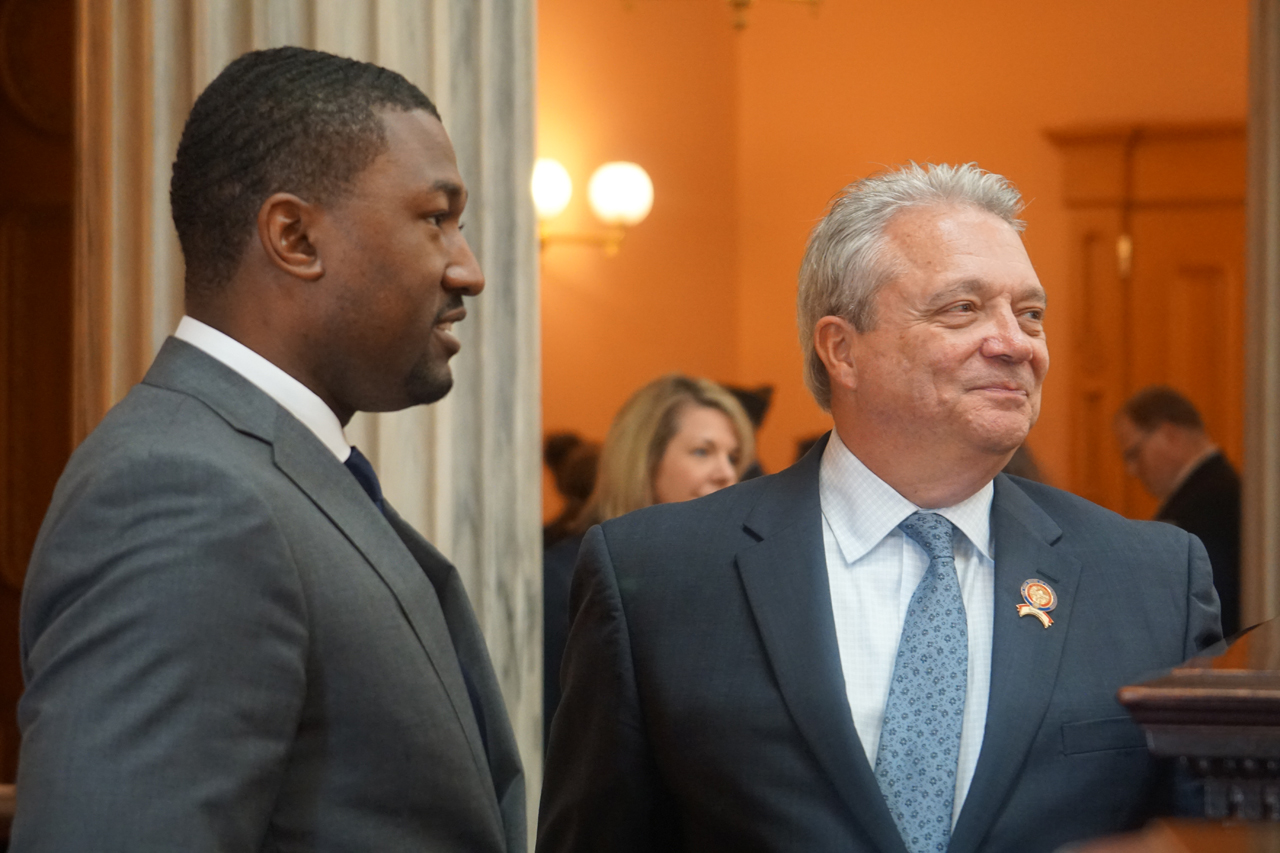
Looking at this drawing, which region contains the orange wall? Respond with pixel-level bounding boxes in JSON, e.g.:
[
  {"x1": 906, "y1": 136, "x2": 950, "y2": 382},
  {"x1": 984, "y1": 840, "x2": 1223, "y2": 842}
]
[
  {"x1": 539, "y1": 0, "x2": 1248, "y2": 503},
  {"x1": 734, "y1": 0, "x2": 1248, "y2": 482},
  {"x1": 538, "y1": 0, "x2": 740, "y2": 517}
]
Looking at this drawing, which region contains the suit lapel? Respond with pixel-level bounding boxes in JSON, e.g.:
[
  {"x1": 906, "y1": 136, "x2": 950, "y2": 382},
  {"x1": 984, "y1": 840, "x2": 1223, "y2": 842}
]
[
  {"x1": 145, "y1": 340, "x2": 499, "y2": 806},
  {"x1": 271, "y1": 415, "x2": 497, "y2": 795},
  {"x1": 949, "y1": 475, "x2": 1082, "y2": 853},
  {"x1": 736, "y1": 437, "x2": 908, "y2": 853},
  {"x1": 386, "y1": 509, "x2": 524, "y2": 845}
]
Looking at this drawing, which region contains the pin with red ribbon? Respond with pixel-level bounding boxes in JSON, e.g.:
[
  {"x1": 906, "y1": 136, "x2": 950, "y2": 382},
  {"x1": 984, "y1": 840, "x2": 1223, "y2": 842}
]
[{"x1": 1017, "y1": 579, "x2": 1057, "y2": 628}]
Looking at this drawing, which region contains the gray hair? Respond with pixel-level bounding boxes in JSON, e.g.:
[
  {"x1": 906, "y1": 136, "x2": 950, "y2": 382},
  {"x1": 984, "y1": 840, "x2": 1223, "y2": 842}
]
[{"x1": 796, "y1": 162, "x2": 1026, "y2": 410}]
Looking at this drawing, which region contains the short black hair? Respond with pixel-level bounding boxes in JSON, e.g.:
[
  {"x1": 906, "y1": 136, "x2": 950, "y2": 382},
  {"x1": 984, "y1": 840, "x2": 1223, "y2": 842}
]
[
  {"x1": 170, "y1": 46, "x2": 439, "y2": 296},
  {"x1": 1120, "y1": 385, "x2": 1205, "y2": 432}
]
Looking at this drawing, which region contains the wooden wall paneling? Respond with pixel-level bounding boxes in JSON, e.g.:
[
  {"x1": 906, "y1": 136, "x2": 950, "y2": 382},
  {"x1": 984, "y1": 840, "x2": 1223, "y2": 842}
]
[
  {"x1": 1, "y1": 208, "x2": 72, "y2": 592},
  {"x1": 0, "y1": 207, "x2": 71, "y2": 781},
  {"x1": 0, "y1": 217, "x2": 7, "y2": 593},
  {"x1": 72, "y1": 0, "x2": 113, "y2": 442},
  {"x1": 0, "y1": 0, "x2": 76, "y2": 782},
  {"x1": 1050, "y1": 124, "x2": 1246, "y2": 521},
  {"x1": 1129, "y1": 208, "x2": 1246, "y2": 428},
  {"x1": 1050, "y1": 129, "x2": 1128, "y2": 206},
  {"x1": 1132, "y1": 125, "x2": 1251, "y2": 205},
  {"x1": 1244, "y1": 0, "x2": 1280, "y2": 627},
  {"x1": 1067, "y1": 209, "x2": 1127, "y2": 509}
]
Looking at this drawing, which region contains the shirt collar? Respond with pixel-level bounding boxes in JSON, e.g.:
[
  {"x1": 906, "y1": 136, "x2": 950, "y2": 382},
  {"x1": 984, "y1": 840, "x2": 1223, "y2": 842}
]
[
  {"x1": 174, "y1": 316, "x2": 350, "y2": 462},
  {"x1": 819, "y1": 429, "x2": 994, "y2": 564}
]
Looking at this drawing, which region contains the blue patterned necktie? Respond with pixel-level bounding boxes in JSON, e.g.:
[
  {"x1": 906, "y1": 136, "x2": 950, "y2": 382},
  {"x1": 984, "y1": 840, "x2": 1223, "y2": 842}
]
[{"x1": 874, "y1": 511, "x2": 968, "y2": 853}]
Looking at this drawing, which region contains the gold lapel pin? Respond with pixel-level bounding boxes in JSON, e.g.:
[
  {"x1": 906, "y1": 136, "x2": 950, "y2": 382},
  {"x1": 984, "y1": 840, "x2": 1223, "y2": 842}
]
[{"x1": 1017, "y1": 579, "x2": 1057, "y2": 628}]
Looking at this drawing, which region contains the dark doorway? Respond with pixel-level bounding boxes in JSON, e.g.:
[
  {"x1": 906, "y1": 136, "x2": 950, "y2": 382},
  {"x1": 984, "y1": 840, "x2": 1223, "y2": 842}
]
[{"x1": 0, "y1": 0, "x2": 74, "y2": 783}]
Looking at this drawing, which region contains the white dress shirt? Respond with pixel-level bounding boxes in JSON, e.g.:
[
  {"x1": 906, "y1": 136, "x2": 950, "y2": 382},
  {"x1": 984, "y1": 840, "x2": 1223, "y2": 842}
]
[
  {"x1": 174, "y1": 316, "x2": 351, "y2": 462},
  {"x1": 820, "y1": 430, "x2": 994, "y2": 826}
]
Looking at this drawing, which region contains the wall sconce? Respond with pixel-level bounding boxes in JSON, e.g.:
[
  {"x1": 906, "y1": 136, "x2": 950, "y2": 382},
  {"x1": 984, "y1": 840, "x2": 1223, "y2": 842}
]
[
  {"x1": 533, "y1": 158, "x2": 654, "y2": 256},
  {"x1": 728, "y1": 0, "x2": 822, "y2": 28}
]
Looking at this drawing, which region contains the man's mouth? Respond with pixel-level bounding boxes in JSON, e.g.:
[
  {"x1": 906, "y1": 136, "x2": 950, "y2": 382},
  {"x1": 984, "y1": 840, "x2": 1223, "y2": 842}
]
[
  {"x1": 434, "y1": 308, "x2": 466, "y2": 353},
  {"x1": 969, "y1": 381, "x2": 1031, "y2": 398}
]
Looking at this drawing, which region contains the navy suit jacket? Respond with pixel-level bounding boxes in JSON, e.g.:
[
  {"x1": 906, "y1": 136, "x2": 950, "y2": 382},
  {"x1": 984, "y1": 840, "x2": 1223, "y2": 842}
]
[
  {"x1": 538, "y1": 435, "x2": 1222, "y2": 853},
  {"x1": 1156, "y1": 451, "x2": 1241, "y2": 636}
]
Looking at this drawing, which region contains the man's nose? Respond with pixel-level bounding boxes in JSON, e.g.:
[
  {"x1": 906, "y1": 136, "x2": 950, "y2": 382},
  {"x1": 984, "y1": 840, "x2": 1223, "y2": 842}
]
[
  {"x1": 444, "y1": 235, "x2": 485, "y2": 296},
  {"x1": 981, "y1": 309, "x2": 1035, "y2": 362}
]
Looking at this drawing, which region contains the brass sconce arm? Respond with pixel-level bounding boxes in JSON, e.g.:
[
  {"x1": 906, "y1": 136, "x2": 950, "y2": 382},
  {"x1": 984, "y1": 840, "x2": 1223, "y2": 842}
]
[{"x1": 539, "y1": 226, "x2": 628, "y2": 257}]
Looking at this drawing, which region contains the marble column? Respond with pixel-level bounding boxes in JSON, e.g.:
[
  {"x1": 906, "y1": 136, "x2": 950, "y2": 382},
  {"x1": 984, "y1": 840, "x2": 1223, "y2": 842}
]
[
  {"x1": 74, "y1": 0, "x2": 542, "y2": 841},
  {"x1": 1244, "y1": 0, "x2": 1280, "y2": 627}
]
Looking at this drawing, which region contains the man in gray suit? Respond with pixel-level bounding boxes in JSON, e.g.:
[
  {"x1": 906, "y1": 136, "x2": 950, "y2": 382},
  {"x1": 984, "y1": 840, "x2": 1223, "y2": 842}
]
[
  {"x1": 539, "y1": 164, "x2": 1221, "y2": 853},
  {"x1": 13, "y1": 47, "x2": 523, "y2": 852}
]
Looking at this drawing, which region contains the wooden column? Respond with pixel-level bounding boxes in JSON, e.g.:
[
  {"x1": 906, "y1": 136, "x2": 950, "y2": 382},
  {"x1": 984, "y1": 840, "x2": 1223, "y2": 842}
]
[
  {"x1": 1244, "y1": 0, "x2": 1280, "y2": 628},
  {"x1": 74, "y1": 1, "x2": 541, "y2": 838}
]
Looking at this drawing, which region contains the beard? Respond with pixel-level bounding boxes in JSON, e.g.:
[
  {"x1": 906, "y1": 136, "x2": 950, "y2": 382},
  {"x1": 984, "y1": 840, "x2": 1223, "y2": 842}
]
[
  {"x1": 405, "y1": 357, "x2": 455, "y2": 406},
  {"x1": 403, "y1": 295, "x2": 465, "y2": 406}
]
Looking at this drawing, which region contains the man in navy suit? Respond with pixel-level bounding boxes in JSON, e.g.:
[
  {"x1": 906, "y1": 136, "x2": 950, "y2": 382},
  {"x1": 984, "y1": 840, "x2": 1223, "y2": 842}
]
[
  {"x1": 1115, "y1": 385, "x2": 1241, "y2": 636},
  {"x1": 538, "y1": 163, "x2": 1221, "y2": 853}
]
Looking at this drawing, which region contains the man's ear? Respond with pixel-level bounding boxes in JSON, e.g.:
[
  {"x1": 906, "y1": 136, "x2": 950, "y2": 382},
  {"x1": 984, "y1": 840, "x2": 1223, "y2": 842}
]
[
  {"x1": 256, "y1": 192, "x2": 324, "y2": 281},
  {"x1": 813, "y1": 315, "x2": 859, "y2": 394}
]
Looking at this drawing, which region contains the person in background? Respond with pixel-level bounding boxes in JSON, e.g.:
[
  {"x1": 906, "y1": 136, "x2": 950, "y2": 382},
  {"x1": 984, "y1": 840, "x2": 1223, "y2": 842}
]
[
  {"x1": 1001, "y1": 443, "x2": 1046, "y2": 483},
  {"x1": 542, "y1": 432, "x2": 601, "y2": 549},
  {"x1": 1115, "y1": 385, "x2": 1241, "y2": 635},
  {"x1": 542, "y1": 374, "x2": 754, "y2": 746},
  {"x1": 725, "y1": 384, "x2": 774, "y2": 480}
]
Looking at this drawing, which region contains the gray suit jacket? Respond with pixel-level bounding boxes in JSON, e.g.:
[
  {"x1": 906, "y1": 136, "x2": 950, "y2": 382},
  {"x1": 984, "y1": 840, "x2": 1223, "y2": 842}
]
[
  {"x1": 538, "y1": 434, "x2": 1222, "y2": 853},
  {"x1": 13, "y1": 339, "x2": 524, "y2": 852}
]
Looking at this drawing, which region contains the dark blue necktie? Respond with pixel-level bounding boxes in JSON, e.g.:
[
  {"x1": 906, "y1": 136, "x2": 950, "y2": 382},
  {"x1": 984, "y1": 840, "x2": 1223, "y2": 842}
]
[
  {"x1": 342, "y1": 446, "x2": 490, "y2": 759},
  {"x1": 875, "y1": 511, "x2": 968, "y2": 853},
  {"x1": 344, "y1": 446, "x2": 386, "y2": 515}
]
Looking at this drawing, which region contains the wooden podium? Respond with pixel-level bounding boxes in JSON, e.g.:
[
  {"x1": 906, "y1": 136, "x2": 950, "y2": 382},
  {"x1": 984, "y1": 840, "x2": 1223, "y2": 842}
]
[
  {"x1": 1119, "y1": 619, "x2": 1280, "y2": 821},
  {"x1": 1075, "y1": 621, "x2": 1280, "y2": 851}
]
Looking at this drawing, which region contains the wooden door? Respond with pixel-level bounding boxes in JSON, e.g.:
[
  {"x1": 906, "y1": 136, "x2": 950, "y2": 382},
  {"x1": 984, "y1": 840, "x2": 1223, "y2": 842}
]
[
  {"x1": 0, "y1": 0, "x2": 74, "y2": 782},
  {"x1": 1047, "y1": 124, "x2": 1246, "y2": 520}
]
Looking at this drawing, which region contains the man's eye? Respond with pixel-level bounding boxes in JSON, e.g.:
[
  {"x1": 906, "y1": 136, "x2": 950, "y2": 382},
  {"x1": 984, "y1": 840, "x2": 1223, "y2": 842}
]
[
  {"x1": 426, "y1": 213, "x2": 447, "y2": 227},
  {"x1": 949, "y1": 302, "x2": 976, "y2": 314}
]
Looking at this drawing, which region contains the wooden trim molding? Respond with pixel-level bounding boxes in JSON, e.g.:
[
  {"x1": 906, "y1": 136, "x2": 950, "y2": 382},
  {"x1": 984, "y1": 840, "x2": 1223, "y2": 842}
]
[
  {"x1": 1244, "y1": 0, "x2": 1280, "y2": 627},
  {"x1": 71, "y1": 0, "x2": 111, "y2": 443}
]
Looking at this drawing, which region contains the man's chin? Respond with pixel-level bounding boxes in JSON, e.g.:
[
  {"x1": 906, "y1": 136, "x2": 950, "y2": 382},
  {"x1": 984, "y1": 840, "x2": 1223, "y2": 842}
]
[
  {"x1": 407, "y1": 365, "x2": 454, "y2": 407},
  {"x1": 970, "y1": 413, "x2": 1034, "y2": 455}
]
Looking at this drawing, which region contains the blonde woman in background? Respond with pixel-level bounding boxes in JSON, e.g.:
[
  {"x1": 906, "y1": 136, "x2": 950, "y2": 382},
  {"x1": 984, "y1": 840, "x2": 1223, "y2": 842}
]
[{"x1": 543, "y1": 374, "x2": 755, "y2": 744}]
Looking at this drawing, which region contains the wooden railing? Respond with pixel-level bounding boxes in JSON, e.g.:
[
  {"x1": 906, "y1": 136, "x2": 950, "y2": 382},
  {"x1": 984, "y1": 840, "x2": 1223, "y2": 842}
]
[
  {"x1": 1119, "y1": 619, "x2": 1280, "y2": 821},
  {"x1": 1075, "y1": 620, "x2": 1280, "y2": 851}
]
